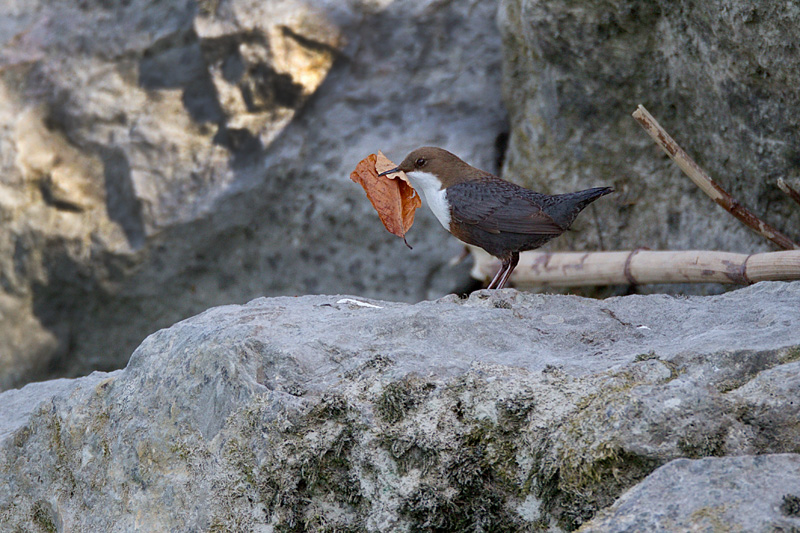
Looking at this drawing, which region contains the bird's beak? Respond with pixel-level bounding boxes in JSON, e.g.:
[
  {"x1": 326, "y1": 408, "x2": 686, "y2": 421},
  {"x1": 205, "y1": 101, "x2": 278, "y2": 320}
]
[{"x1": 378, "y1": 166, "x2": 401, "y2": 177}]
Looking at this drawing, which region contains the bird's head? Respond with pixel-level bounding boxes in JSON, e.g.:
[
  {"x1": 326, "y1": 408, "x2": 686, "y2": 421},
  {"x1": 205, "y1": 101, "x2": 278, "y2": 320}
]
[{"x1": 379, "y1": 147, "x2": 484, "y2": 190}]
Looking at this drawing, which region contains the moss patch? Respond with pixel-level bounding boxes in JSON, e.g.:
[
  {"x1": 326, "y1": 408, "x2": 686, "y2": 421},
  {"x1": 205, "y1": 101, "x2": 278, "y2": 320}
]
[
  {"x1": 216, "y1": 393, "x2": 365, "y2": 532},
  {"x1": 531, "y1": 372, "x2": 664, "y2": 530},
  {"x1": 389, "y1": 382, "x2": 537, "y2": 532},
  {"x1": 397, "y1": 423, "x2": 529, "y2": 532},
  {"x1": 375, "y1": 377, "x2": 436, "y2": 423},
  {"x1": 31, "y1": 501, "x2": 57, "y2": 533},
  {"x1": 677, "y1": 430, "x2": 727, "y2": 459},
  {"x1": 781, "y1": 494, "x2": 800, "y2": 517},
  {"x1": 779, "y1": 346, "x2": 800, "y2": 365}
]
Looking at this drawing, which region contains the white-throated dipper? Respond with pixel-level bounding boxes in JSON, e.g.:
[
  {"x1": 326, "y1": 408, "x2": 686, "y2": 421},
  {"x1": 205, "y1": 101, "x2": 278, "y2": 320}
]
[{"x1": 379, "y1": 147, "x2": 613, "y2": 289}]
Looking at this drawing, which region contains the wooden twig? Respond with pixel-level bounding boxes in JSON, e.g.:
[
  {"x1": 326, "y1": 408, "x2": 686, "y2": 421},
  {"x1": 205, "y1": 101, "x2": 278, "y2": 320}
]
[
  {"x1": 777, "y1": 178, "x2": 800, "y2": 208},
  {"x1": 470, "y1": 249, "x2": 800, "y2": 287},
  {"x1": 632, "y1": 105, "x2": 799, "y2": 250}
]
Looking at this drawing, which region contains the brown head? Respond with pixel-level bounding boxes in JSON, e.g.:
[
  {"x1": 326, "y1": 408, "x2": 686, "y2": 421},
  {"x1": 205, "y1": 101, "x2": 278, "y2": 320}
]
[{"x1": 379, "y1": 147, "x2": 489, "y2": 189}]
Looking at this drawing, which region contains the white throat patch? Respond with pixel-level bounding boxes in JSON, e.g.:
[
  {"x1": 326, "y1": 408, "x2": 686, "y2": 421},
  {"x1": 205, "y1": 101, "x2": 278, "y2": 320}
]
[{"x1": 405, "y1": 171, "x2": 451, "y2": 231}]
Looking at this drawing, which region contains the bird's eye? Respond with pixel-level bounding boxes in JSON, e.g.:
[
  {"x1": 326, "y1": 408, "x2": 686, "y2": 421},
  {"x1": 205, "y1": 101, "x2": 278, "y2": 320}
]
[{"x1": 415, "y1": 158, "x2": 426, "y2": 167}]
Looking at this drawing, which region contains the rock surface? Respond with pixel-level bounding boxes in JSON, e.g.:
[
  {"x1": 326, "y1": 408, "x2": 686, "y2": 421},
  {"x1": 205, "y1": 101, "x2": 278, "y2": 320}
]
[
  {"x1": 580, "y1": 454, "x2": 800, "y2": 532},
  {"x1": 1, "y1": 282, "x2": 799, "y2": 531},
  {"x1": 498, "y1": 0, "x2": 800, "y2": 255},
  {"x1": 0, "y1": 0, "x2": 506, "y2": 389}
]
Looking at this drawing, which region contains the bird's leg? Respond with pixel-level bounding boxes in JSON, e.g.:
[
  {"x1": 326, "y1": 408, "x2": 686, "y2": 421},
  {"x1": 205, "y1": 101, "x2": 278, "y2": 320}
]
[
  {"x1": 486, "y1": 259, "x2": 508, "y2": 290},
  {"x1": 495, "y1": 252, "x2": 519, "y2": 289}
]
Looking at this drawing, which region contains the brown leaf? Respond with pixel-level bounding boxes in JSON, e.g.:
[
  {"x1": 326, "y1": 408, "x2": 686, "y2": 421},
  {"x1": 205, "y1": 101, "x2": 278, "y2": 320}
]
[
  {"x1": 375, "y1": 151, "x2": 409, "y2": 184},
  {"x1": 350, "y1": 153, "x2": 421, "y2": 248}
]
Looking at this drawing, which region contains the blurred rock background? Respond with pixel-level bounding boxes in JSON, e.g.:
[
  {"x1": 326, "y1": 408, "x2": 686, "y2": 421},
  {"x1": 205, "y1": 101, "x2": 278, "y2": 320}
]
[
  {"x1": 0, "y1": 0, "x2": 507, "y2": 388},
  {"x1": 1, "y1": 0, "x2": 798, "y2": 389},
  {"x1": 500, "y1": 0, "x2": 800, "y2": 254}
]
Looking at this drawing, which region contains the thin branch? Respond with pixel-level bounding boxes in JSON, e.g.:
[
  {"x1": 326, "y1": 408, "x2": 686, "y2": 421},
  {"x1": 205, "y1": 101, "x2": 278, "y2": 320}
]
[
  {"x1": 777, "y1": 178, "x2": 800, "y2": 208},
  {"x1": 471, "y1": 249, "x2": 800, "y2": 287},
  {"x1": 632, "y1": 105, "x2": 799, "y2": 251}
]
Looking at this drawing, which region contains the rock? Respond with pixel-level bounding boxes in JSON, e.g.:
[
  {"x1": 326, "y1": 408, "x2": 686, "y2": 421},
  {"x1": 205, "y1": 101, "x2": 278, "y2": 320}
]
[
  {"x1": 498, "y1": 0, "x2": 800, "y2": 256},
  {"x1": 1, "y1": 282, "x2": 799, "y2": 531},
  {"x1": 580, "y1": 454, "x2": 800, "y2": 532},
  {"x1": 0, "y1": 0, "x2": 506, "y2": 389}
]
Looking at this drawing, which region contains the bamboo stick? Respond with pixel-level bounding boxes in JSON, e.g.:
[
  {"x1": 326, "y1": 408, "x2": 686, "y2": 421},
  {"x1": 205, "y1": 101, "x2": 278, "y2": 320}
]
[
  {"x1": 632, "y1": 105, "x2": 799, "y2": 250},
  {"x1": 470, "y1": 249, "x2": 800, "y2": 287}
]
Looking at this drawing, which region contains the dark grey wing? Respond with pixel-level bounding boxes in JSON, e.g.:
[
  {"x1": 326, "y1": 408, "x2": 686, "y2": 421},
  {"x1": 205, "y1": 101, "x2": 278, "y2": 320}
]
[{"x1": 446, "y1": 178, "x2": 564, "y2": 235}]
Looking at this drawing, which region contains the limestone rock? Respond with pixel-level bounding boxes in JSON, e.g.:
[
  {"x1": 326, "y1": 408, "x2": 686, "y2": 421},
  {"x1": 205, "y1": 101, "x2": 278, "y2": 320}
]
[
  {"x1": 498, "y1": 0, "x2": 800, "y2": 256},
  {"x1": 581, "y1": 455, "x2": 800, "y2": 532},
  {"x1": 0, "y1": 0, "x2": 506, "y2": 389},
  {"x1": 1, "y1": 282, "x2": 799, "y2": 531}
]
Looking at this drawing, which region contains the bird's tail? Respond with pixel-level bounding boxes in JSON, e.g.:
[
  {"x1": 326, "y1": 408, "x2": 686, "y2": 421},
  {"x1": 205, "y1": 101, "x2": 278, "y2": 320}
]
[
  {"x1": 571, "y1": 186, "x2": 614, "y2": 208},
  {"x1": 547, "y1": 187, "x2": 614, "y2": 229}
]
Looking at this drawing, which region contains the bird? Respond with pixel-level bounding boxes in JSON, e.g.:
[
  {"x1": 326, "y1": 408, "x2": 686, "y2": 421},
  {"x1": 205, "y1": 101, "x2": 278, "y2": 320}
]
[{"x1": 379, "y1": 147, "x2": 613, "y2": 289}]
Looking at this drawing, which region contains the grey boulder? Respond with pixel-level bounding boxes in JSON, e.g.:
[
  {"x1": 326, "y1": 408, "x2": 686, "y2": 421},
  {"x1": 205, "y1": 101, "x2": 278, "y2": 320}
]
[{"x1": 1, "y1": 281, "x2": 800, "y2": 531}]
